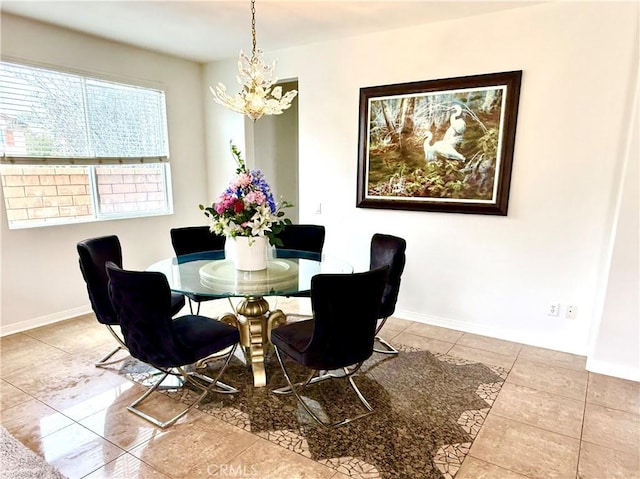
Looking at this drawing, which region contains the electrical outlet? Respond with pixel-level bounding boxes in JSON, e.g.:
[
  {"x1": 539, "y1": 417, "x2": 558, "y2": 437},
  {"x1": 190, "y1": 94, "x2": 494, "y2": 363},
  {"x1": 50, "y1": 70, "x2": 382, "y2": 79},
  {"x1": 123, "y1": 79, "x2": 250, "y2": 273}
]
[
  {"x1": 566, "y1": 305, "x2": 577, "y2": 319},
  {"x1": 547, "y1": 303, "x2": 561, "y2": 317}
]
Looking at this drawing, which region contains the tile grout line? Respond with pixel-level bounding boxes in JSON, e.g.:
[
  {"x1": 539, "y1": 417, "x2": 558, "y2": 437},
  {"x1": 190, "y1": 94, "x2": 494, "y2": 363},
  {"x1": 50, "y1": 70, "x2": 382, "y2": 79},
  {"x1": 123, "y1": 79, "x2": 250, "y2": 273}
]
[
  {"x1": 394, "y1": 330, "x2": 520, "y2": 360},
  {"x1": 575, "y1": 373, "x2": 590, "y2": 479},
  {"x1": 504, "y1": 377, "x2": 587, "y2": 403},
  {"x1": 449, "y1": 342, "x2": 521, "y2": 360},
  {"x1": 580, "y1": 376, "x2": 640, "y2": 415},
  {"x1": 3, "y1": 332, "x2": 71, "y2": 357},
  {"x1": 463, "y1": 454, "x2": 533, "y2": 478},
  {"x1": 585, "y1": 401, "x2": 640, "y2": 417},
  {"x1": 411, "y1": 327, "x2": 525, "y2": 361},
  {"x1": 514, "y1": 356, "x2": 588, "y2": 374},
  {"x1": 488, "y1": 411, "x2": 584, "y2": 442},
  {"x1": 455, "y1": 334, "x2": 524, "y2": 352},
  {"x1": 508, "y1": 343, "x2": 590, "y2": 409},
  {"x1": 0, "y1": 377, "x2": 38, "y2": 405}
]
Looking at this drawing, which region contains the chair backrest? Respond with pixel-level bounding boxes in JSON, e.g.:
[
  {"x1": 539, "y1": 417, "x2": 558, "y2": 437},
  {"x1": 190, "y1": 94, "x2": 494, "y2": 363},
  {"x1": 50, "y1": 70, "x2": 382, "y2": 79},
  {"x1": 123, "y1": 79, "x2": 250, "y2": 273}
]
[
  {"x1": 370, "y1": 233, "x2": 407, "y2": 319},
  {"x1": 106, "y1": 262, "x2": 191, "y2": 368},
  {"x1": 305, "y1": 266, "x2": 388, "y2": 369},
  {"x1": 170, "y1": 226, "x2": 226, "y2": 256},
  {"x1": 77, "y1": 235, "x2": 123, "y2": 326},
  {"x1": 275, "y1": 224, "x2": 325, "y2": 254}
]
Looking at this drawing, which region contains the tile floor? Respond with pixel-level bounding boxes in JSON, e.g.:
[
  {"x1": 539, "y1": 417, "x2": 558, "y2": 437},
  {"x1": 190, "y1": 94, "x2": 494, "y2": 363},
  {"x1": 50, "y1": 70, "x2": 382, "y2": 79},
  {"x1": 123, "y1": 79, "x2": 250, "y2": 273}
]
[{"x1": 1, "y1": 298, "x2": 638, "y2": 479}]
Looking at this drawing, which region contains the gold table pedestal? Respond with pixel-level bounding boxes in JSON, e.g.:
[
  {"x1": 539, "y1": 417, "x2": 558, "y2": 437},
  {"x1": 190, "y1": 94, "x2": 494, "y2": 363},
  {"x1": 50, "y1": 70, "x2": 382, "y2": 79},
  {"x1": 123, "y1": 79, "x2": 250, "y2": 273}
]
[{"x1": 220, "y1": 296, "x2": 287, "y2": 387}]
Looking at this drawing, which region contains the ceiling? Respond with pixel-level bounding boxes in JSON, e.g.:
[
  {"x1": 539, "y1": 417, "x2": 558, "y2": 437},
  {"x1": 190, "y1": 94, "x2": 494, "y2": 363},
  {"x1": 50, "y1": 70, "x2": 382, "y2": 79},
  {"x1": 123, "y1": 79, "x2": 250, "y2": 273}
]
[{"x1": 1, "y1": 1, "x2": 539, "y2": 63}]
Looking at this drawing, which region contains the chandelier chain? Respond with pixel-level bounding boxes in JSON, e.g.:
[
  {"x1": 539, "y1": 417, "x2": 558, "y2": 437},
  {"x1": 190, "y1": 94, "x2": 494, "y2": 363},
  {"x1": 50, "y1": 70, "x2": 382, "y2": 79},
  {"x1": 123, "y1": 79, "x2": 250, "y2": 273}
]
[
  {"x1": 251, "y1": 0, "x2": 257, "y2": 58},
  {"x1": 209, "y1": 0, "x2": 298, "y2": 121}
]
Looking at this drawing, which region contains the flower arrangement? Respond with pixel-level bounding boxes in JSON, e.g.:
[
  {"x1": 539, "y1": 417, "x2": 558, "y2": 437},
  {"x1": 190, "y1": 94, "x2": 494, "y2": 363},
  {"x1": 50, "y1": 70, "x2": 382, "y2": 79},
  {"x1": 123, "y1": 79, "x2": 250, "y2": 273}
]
[{"x1": 199, "y1": 144, "x2": 292, "y2": 246}]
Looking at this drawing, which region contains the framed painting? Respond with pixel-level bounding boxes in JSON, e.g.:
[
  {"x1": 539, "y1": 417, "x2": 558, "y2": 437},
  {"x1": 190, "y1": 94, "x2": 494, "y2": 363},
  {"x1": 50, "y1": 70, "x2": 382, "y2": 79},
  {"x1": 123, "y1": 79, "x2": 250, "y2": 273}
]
[{"x1": 356, "y1": 70, "x2": 522, "y2": 215}]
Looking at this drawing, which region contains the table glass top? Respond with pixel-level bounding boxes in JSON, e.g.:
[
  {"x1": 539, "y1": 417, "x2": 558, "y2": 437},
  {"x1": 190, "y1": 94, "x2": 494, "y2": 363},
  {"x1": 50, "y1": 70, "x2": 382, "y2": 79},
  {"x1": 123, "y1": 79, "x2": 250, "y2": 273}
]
[{"x1": 146, "y1": 249, "x2": 353, "y2": 298}]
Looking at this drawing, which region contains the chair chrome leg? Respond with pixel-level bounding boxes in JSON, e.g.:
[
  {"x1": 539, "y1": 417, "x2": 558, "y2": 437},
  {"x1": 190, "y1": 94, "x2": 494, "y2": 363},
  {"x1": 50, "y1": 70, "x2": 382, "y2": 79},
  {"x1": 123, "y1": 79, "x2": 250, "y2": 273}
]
[
  {"x1": 273, "y1": 347, "x2": 326, "y2": 426},
  {"x1": 346, "y1": 369, "x2": 373, "y2": 412},
  {"x1": 106, "y1": 324, "x2": 127, "y2": 347},
  {"x1": 126, "y1": 344, "x2": 240, "y2": 429},
  {"x1": 272, "y1": 370, "x2": 346, "y2": 394},
  {"x1": 95, "y1": 325, "x2": 129, "y2": 367},
  {"x1": 373, "y1": 316, "x2": 399, "y2": 355},
  {"x1": 188, "y1": 372, "x2": 237, "y2": 394},
  {"x1": 188, "y1": 298, "x2": 194, "y2": 314},
  {"x1": 127, "y1": 371, "x2": 170, "y2": 427},
  {"x1": 95, "y1": 345, "x2": 127, "y2": 367},
  {"x1": 272, "y1": 347, "x2": 374, "y2": 428},
  {"x1": 127, "y1": 372, "x2": 197, "y2": 429},
  {"x1": 188, "y1": 344, "x2": 239, "y2": 394},
  {"x1": 373, "y1": 336, "x2": 399, "y2": 355}
]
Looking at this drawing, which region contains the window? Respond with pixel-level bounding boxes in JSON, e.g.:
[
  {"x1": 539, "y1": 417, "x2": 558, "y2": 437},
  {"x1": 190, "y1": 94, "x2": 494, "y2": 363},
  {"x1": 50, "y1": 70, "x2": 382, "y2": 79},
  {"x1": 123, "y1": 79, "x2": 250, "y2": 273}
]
[{"x1": 0, "y1": 61, "x2": 173, "y2": 229}]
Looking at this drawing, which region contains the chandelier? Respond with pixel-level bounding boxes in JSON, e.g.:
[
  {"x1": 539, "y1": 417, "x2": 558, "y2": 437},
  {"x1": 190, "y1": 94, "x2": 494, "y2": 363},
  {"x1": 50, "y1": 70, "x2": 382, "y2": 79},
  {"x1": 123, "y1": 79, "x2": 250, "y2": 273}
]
[{"x1": 210, "y1": 0, "x2": 298, "y2": 122}]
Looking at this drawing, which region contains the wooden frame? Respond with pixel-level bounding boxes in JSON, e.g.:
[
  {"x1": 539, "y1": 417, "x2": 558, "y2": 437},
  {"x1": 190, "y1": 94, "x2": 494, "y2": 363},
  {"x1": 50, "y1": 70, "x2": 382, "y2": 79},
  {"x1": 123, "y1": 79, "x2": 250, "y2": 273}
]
[{"x1": 356, "y1": 71, "x2": 522, "y2": 215}]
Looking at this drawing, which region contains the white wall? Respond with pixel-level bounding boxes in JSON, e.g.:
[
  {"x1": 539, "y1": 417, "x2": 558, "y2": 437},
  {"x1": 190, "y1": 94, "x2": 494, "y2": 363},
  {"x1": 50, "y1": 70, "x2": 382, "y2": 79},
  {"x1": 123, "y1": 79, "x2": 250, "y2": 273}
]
[
  {"x1": 204, "y1": 2, "x2": 639, "y2": 375},
  {"x1": 254, "y1": 81, "x2": 300, "y2": 223},
  {"x1": 202, "y1": 60, "x2": 246, "y2": 202},
  {"x1": 588, "y1": 77, "x2": 639, "y2": 381},
  {"x1": 0, "y1": 14, "x2": 209, "y2": 333}
]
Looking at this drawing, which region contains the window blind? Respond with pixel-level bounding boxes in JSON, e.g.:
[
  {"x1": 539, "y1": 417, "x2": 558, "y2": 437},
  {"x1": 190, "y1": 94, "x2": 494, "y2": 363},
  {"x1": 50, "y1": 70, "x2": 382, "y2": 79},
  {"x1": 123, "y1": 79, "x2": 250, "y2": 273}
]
[{"x1": 0, "y1": 61, "x2": 169, "y2": 165}]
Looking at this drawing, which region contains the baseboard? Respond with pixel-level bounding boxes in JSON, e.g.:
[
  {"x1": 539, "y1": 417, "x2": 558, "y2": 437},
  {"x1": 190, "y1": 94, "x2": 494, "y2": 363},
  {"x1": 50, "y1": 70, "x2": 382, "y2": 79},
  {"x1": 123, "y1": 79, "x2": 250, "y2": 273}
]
[
  {"x1": 586, "y1": 358, "x2": 640, "y2": 382},
  {"x1": 394, "y1": 309, "x2": 588, "y2": 356},
  {"x1": 0, "y1": 305, "x2": 92, "y2": 336}
]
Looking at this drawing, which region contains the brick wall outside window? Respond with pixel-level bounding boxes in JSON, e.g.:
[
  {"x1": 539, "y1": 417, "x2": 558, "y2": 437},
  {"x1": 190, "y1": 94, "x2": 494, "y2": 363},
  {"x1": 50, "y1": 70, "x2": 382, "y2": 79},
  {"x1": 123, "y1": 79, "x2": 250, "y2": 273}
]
[
  {"x1": 1, "y1": 164, "x2": 169, "y2": 228},
  {"x1": 2, "y1": 166, "x2": 93, "y2": 225},
  {"x1": 96, "y1": 166, "x2": 166, "y2": 214}
]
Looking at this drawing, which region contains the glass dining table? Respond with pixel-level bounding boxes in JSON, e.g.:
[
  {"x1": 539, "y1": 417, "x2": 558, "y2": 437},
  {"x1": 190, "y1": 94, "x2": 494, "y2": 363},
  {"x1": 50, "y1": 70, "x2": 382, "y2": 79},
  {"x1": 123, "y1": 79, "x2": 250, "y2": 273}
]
[{"x1": 147, "y1": 249, "x2": 352, "y2": 387}]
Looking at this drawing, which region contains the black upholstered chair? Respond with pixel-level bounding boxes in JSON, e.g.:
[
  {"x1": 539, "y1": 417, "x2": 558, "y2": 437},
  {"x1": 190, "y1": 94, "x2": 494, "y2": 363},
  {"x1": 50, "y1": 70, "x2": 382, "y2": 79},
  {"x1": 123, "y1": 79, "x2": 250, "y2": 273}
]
[
  {"x1": 271, "y1": 266, "x2": 388, "y2": 428},
  {"x1": 106, "y1": 262, "x2": 240, "y2": 429},
  {"x1": 273, "y1": 224, "x2": 326, "y2": 308},
  {"x1": 370, "y1": 233, "x2": 407, "y2": 355},
  {"x1": 274, "y1": 224, "x2": 325, "y2": 258},
  {"x1": 170, "y1": 226, "x2": 226, "y2": 314},
  {"x1": 77, "y1": 235, "x2": 185, "y2": 367}
]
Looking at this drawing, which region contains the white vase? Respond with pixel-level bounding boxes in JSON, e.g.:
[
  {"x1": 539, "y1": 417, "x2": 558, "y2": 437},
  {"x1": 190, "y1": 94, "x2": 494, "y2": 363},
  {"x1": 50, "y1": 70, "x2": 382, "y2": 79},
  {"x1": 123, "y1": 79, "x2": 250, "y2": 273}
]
[{"x1": 234, "y1": 236, "x2": 268, "y2": 271}]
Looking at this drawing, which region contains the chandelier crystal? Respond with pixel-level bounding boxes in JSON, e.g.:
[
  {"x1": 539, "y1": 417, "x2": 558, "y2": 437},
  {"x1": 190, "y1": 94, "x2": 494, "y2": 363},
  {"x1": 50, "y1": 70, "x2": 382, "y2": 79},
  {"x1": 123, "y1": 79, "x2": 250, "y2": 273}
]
[{"x1": 210, "y1": 0, "x2": 298, "y2": 122}]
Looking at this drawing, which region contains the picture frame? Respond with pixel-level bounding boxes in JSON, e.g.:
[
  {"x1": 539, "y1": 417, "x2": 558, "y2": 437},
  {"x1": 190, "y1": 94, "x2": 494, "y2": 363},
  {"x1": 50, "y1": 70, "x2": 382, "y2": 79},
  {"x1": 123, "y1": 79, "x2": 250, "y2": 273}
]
[{"x1": 356, "y1": 70, "x2": 522, "y2": 215}]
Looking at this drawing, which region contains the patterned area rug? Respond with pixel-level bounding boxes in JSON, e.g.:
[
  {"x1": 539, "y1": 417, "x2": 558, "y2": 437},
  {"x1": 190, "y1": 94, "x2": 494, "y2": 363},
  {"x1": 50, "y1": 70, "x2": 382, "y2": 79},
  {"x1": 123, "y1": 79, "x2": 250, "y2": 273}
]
[{"x1": 115, "y1": 331, "x2": 508, "y2": 479}]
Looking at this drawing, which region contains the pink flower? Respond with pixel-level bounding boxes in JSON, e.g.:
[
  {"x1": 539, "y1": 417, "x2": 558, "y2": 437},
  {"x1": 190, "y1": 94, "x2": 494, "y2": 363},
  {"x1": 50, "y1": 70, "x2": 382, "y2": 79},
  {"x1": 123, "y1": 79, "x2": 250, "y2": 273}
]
[
  {"x1": 244, "y1": 191, "x2": 266, "y2": 205},
  {"x1": 232, "y1": 173, "x2": 252, "y2": 189},
  {"x1": 214, "y1": 193, "x2": 237, "y2": 214}
]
